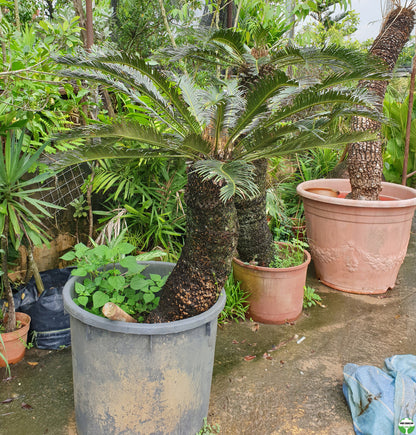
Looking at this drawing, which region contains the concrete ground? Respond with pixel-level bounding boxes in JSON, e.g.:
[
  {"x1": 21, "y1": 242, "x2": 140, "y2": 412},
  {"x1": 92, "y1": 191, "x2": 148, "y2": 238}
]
[{"x1": 1, "y1": 222, "x2": 416, "y2": 435}]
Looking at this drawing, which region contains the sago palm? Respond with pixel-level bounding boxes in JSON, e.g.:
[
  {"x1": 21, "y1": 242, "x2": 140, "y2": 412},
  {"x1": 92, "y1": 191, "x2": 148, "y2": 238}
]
[
  {"x1": 159, "y1": 29, "x2": 391, "y2": 264},
  {"x1": 55, "y1": 43, "x2": 386, "y2": 322}
]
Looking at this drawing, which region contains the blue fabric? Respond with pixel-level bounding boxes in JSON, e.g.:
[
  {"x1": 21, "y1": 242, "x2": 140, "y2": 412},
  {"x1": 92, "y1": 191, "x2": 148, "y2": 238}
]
[{"x1": 343, "y1": 355, "x2": 416, "y2": 435}]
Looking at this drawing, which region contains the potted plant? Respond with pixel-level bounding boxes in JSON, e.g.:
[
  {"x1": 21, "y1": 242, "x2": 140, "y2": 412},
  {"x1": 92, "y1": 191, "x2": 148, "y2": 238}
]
[
  {"x1": 297, "y1": 5, "x2": 416, "y2": 294},
  {"x1": 62, "y1": 235, "x2": 226, "y2": 434},
  {"x1": 55, "y1": 34, "x2": 386, "y2": 434},
  {"x1": 232, "y1": 239, "x2": 311, "y2": 324},
  {"x1": 0, "y1": 130, "x2": 61, "y2": 365}
]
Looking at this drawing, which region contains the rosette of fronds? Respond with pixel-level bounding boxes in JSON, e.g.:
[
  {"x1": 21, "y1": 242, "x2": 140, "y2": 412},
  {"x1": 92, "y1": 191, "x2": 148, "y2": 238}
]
[{"x1": 55, "y1": 47, "x2": 386, "y2": 202}]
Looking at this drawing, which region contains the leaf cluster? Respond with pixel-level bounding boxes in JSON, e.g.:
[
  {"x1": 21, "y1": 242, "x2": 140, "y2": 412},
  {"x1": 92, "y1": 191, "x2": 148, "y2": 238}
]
[
  {"x1": 303, "y1": 285, "x2": 322, "y2": 308},
  {"x1": 55, "y1": 31, "x2": 389, "y2": 203},
  {"x1": 0, "y1": 131, "x2": 62, "y2": 250},
  {"x1": 269, "y1": 239, "x2": 309, "y2": 269},
  {"x1": 218, "y1": 272, "x2": 249, "y2": 324},
  {"x1": 61, "y1": 241, "x2": 168, "y2": 321}
]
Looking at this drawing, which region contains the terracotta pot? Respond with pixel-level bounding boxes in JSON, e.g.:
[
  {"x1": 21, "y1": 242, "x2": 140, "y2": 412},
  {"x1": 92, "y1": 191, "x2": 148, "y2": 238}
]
[
  {"x1": 297, "y1": 179, "x2": 416, "y2": 294},
  {"x1": 0, "y1": 312, "x2": 31, "y2": 367},
  {"x1": 232, "y1": 243, "x2": 311, "y2": 324}
]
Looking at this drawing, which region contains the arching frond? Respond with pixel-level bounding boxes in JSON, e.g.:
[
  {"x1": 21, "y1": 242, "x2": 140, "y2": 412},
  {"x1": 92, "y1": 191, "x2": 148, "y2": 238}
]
[
  {"x1": 271, "y1": 45, "x2": 390, "y2": 78},
  {"x1": 59, "y1": 68, "x2": 186, "y2": 136},
  {"x1": 56, "y1": 54, "x2": 202, "y2": 136},
  {"x1": 192, "y1": 159, "x2": 259, "y2": 202},
  {"x1": 226, "y1": 70, "x2": 295, "y2": 147},
  {"x1": 262, "y1": 88, "x2": 379, "y2": 130}
]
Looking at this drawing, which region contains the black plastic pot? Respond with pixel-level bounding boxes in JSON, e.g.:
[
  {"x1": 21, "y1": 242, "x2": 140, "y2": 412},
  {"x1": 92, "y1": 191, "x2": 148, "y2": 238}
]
[{"x1": 63, "y1": 261, "x2": 226, "y2": 435}]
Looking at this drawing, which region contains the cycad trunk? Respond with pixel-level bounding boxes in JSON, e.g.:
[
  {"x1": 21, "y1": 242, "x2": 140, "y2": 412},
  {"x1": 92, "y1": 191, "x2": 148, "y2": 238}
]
[
  {"x1": 147, "y1": 167, "x2": 238, "y2": 323},
  {"x1": 235, "y1": 158, "x2": 274, "y2": 266},
  {"x1": 347, "y1": 6, "x2": 415, "y2": 200}
]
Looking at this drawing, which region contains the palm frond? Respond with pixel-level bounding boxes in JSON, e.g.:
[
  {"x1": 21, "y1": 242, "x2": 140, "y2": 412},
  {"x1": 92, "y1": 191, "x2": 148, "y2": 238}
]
[
  {"x1": 56, "y1": 54, "x2": 202, "y2": 136},
  {"x1": 226, "y1": 70, "x2": 295, "y2": 146},
  {"x1": 262, "y1": 88, "x2": 379, "y2": 130},
  {"x1": 59, "y1": 68, "x2": 186, "y2": 136},
  {"x1": 271, "y1": 45, "x2": 389, "y2": 78},
  {"x1": 177, "y1": 75, "x2": 206, "y2": 127},
  {"x1": 246, "y1": 130, "x2": 380, "y2": 161},
  {"x1": 207, "y1": 29, "x2": 248, "y2": 64},
  {"x1": 192, "y1": 159, "x2": 259, "y2": 202}
]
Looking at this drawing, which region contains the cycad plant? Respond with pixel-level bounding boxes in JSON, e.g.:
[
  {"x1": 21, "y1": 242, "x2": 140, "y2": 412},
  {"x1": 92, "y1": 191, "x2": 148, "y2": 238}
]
[{"x1": 56, "y1": 37, "x2": 386, "y2": 322}]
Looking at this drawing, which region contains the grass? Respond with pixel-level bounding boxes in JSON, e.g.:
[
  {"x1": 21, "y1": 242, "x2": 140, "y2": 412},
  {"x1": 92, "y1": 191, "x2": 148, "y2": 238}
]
[{"x1": 218, "y1": 272, "x2": 249, "y2": 324}]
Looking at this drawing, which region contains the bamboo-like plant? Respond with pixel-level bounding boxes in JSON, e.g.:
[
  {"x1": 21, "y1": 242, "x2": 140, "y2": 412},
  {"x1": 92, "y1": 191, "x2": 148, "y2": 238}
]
[{"x1": 55, "y1": 41, "x2": 386, "y2": 322}]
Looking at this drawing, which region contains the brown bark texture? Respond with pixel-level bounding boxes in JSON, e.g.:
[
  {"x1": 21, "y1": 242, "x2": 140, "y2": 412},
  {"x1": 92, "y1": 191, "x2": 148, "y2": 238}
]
[
  {"x1": 2, "y1": 216, "x2": 16, "y2": 333},
  {"x1": 348, "y1": 7, "x2": 415, "y2": 200},
  {"x1": 235, "y1": 158, "x2": 274, "y2": 266},
  {"x1": 147, "y1": 167, "x2": 239, "y2": 323}
]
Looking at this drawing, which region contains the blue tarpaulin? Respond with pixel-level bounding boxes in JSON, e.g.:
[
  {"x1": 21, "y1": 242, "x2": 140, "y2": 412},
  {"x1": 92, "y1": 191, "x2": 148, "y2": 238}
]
[{"x1": 343, "y1": 355, "x2": 416, "y2": 435}]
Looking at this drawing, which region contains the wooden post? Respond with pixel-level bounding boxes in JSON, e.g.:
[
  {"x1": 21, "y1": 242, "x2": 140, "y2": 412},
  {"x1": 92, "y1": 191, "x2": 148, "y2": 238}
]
[{"x1": 102, "y1": 303, "x2": 137, "y2": 323}]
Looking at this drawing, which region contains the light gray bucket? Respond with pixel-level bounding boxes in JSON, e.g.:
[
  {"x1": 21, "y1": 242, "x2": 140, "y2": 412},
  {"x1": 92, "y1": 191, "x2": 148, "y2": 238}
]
[{"x1": 63, "y1": 261, "x2": 226, "y2": 435}]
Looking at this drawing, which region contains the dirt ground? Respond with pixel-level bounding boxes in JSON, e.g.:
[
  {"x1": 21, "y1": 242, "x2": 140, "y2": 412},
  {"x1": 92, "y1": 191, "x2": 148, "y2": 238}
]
[{"x1": 1, "y1": 223, "x2": 415, "y2": 435}]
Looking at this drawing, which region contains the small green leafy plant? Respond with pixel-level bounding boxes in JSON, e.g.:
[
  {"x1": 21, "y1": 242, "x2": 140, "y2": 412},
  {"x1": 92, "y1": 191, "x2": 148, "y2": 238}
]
[
  {"x1": 269, "y1": 239, "x2": 308, "y2": 269},
  {"x1": 218, "y1": 272, "x2": 249, "y2": 324},
  {"x1": 196, "y1": 418, "x2": 220, "y2": 434},
  {"x1": 303, "y1": 285, "x2": 322, "y2": 308},
  {"x1": 61, "y1": 240, "x2": 168, "y2": 322},
  {"x1": 0, "y1": 335, "x2": 11, "y2": 379}
]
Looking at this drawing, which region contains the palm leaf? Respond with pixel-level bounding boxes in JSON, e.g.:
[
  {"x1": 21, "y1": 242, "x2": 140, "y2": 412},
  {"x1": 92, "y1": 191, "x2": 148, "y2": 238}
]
[
  {"x1": 56, "y1": 54, "x2": 202, "y2": 136},
  {"x1": 226, "y1": 70, "x2": 295, "y2": 147},
  {"x1": 192, "y1": 159, "x2": 259, "y2": 201}
]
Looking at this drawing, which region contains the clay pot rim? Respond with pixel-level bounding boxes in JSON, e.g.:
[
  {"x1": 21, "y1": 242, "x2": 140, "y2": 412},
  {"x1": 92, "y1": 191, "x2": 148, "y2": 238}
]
[
  {"x1": 233, "y1": 241, "x2": 311, "y2": 273},
  {"x1": 0, "y1": 312, "x2": 31, "y2": 342},
  {"x1": 297, "y1": 179, "x2": 416, "y2": 208}
]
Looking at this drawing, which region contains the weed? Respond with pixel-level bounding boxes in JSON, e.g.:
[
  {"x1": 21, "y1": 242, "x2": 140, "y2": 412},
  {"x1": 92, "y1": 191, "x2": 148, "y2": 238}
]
[
  {"x1": 197, "y1": 418, "x2": 220, "y2": 434},
  {"x1": 218, "y1": 273, "x2": 249, "y2": 324},
  {"x1": 303, "y1": 285, "x2": 322, "y2": 308},
  {"x1": 269, "y1": 239, "x2": 309, "y2": 269}
]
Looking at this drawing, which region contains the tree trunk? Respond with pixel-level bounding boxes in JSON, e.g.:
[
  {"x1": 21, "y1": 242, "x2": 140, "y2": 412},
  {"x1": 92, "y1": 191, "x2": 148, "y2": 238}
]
[
  {"x1": 348, "y1": 6, "x2": 415, "y2": 200},
  {"x1": 147, "y1": 166, "x2": 239, "y2": 323},
  {"x1": 1, "y1": 216, "x2": 16, "y2": 333},
  {"x1": 235, "y1": 158, "x2": 273, "y2": 266},
  {"x1": 73, "y1": 0, "x2": 87, "y2": 46}
]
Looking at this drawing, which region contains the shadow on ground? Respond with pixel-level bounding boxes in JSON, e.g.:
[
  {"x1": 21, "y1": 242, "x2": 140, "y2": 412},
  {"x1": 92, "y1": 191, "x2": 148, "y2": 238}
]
[{"x1": 1, "y1": 226, "x2": 416, "y2": 434}]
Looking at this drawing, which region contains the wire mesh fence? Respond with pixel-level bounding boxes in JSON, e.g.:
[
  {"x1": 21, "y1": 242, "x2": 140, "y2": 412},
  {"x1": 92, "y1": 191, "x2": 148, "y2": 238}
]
[{"x1": 38, "y1": 164, "x2": 89, "y2": 216}]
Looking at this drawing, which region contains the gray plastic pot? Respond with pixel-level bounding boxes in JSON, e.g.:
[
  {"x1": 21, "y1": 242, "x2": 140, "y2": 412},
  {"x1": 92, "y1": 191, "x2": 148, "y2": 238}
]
[{"x1": 63, "y1": 261, "x2": 226, "y2": 435}]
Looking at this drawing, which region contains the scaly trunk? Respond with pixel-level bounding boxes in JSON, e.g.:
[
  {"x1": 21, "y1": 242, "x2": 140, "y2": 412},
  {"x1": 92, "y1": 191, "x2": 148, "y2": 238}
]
[
  {"x1": 147, "y1": 166, "x2": 239, "y2": 323},
  {"x1": 348, "y1": 6, "x2": 415, "y2": 200},
  {"x1": 2, "y1": 216, "x2": 16, "y2": 333},
  {"x1": 235, "y1": 158, "x2": 273, "y2": 266}
]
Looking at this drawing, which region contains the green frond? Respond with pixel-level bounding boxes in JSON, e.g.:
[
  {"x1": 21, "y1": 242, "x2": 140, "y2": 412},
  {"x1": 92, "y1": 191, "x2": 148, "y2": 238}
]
[
  {"x1": 246, "y1": 130, "x2": 379, "y2": 161},
  {"x1": 192, "y1": 159, "x2": 259, "y2": 202},
  {"x1": 59, "y1": 68, "x2": 186, "y2": 136},
  {"x1": 263, "y1": 88, "x2": 379, "y2": 130},
  {"x1": 56, "y1": 54, "x2": 201, "y2": 136},
  {"x1": 227, "y1": 70, "x2": 295, "y2": 146},
  {"x1": 177, "y1": 75, "x2": 205, "y2": 127},
  {"x1": 271, "y1": 45, "x2": 389, "y2": 78},
  {"x1": 54, "y1": 121, "x2": 177, "y2": 149},
  {"x1": 208, "y1": 29, "x2": 248, "y2": 64},
  {"x1": 181, "y1": 133, "x2": 212, "y2": 157}
]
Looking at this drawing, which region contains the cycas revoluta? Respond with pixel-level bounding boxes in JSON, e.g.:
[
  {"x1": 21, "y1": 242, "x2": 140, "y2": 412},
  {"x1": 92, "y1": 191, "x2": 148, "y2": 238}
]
[{"x1": 54, "y1": 37, "x2": 387, "y2": 322}]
